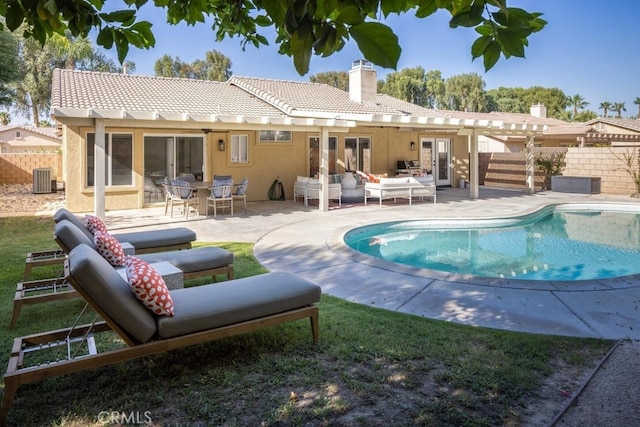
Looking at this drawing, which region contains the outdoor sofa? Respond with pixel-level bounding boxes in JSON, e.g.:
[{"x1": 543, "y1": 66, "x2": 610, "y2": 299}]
[
  {"x1": 0, "y1": 243, "x2": 321, "y2": 424},
  {"x1": 364, "y1": 175, "x2": 436, "y2": 206}
]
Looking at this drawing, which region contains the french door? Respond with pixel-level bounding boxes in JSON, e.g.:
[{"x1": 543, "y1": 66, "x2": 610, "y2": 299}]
[{"x1": 420, "y1": 137, "x2": 451, "y2": 186}]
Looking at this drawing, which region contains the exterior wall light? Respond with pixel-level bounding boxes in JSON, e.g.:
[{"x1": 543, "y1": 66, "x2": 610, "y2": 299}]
[
  {"x1": 218, "y1": 139, "x2": 225, "y2": 151},
  {"x1": 410, "y1": 141, "x2": 416, "y2": 151}
]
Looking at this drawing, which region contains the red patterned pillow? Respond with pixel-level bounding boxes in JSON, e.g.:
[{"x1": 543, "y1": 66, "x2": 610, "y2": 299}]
[
  {"x1": 125, "y1": 256, "x2": 174, "y2": 316},
  {"x1": 94, "y1": 231, "x2": 125, "y2": 267},
  {"x1": 84, "y1": 214, "x2": 108, "y2": 235}
]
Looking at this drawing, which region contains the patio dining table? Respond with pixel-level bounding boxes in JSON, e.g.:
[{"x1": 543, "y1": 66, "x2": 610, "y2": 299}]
[{"x1": 190, "y1": 181, "x2": 213, "y2": 216}]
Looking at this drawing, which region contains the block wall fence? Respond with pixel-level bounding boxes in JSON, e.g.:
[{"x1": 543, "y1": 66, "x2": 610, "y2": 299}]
[
  {"x1": 480, "y1": 147, "x2": 638, "y2": 195},
  {"x1": 0, "y1": 153, "x2": 62, "y2": 185}
]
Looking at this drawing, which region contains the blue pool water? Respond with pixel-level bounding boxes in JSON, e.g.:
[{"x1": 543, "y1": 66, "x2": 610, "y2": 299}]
[{"x1": 344, "y1": 206, "x2": 640, "y2": 281}]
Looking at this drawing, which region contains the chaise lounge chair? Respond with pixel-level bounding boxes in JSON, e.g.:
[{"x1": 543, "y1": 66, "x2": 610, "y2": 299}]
[
  {"x1": 53, "y1": 208, "x2": 196, "y2": 254},
  {"x1": 8, "y1": 220, "x2": 233, "y2": 329},
  {"x1": 0, "y1": 243, "x2": 321, "y2": 425}
]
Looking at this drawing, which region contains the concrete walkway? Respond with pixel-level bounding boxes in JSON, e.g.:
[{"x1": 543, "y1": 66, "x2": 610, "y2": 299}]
[{"x1": 102, "y1": 187, "x2": 640, "y2": 340}]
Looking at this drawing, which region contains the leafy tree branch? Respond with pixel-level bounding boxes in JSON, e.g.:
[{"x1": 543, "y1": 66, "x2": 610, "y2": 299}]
[{"x1": 2, "y1": 0, "x2": 547, "y2": 75}]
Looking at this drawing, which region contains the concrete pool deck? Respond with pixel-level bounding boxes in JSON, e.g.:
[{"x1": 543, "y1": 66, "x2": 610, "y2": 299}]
[{"x1": 101, "y1": 187, "x2": 640, "y2": 340}]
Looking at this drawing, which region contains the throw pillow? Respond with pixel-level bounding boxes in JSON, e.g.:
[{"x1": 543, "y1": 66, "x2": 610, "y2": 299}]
[
  {"x1": 94, "y1": 231, "x2": 125, "y2": 267},
  {"x1": 211, "y1": 178, "x2": 233, "y2": 198},
  {"x1": 125, "y1": 256, "x2": 174, "y2": 316},
  {"x1": 236, "y1": 178, "x2": 249, "y2": 195},
  {"x1": 84, "y1": 214, "x2": 108, "y2": 235}
]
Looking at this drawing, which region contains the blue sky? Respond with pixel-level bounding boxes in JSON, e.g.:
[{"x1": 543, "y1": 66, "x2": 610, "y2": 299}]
[
  {"x1": 122, "y1": 0, "x2": 639, "y2": 117},
  {"x1": 10, "y1": 0, "x2": 640, "y2": 124}
]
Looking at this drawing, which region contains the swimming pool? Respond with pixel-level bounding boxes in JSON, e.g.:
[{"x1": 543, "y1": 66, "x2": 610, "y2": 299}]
[{"x1": 344, "y1": 204, "x2": 640, "y2": 281}]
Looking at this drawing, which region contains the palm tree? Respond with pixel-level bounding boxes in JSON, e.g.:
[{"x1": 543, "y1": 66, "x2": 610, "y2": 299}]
[
  {"x1": 612, "y1": 102, "x2": 626, "y2": 118},
  {"x1": 567, "y1": 94, "x2": 589, "y2": 117},
  {"x1": 599, "y1": 101, "x2": 611, "y2": 118},
  {"x1": 634, "y1": 97, "x2": 640, "y2": 118}
]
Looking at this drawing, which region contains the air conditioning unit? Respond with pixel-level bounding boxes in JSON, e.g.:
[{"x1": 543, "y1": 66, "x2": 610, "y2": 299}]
[{"x1": 33, "y1": 168, "x2": 54, "y2": 194}]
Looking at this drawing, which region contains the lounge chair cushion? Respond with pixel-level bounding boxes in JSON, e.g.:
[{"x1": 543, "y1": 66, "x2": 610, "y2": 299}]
[
  {"x1": 125, "y1": 256, "x2": 175, "y2": 316},
  {"x1": 55, "y1": 220, "x2": 234, "y2": 275},
  {"x1": 54, "y1": 208, "x2": 197, "y2": 252},
  {"x1": 84, "y1": 214, "x2": 107, "y2": 235},
  {"x1": 113, "y1": 228, "x2": 196, "y2": 251},
  {"x1": 157, "y1": 271, "x2": 321, "y2": 339},
  {"x1": 67, "y1": 244, "x2": 157, "y2": 343},
  {"x1": 94, "y1": 231, "x2": 126, "y2": 266},
  {"x1": 137, "y1": 246, "x2": 234, "y2": 273}
]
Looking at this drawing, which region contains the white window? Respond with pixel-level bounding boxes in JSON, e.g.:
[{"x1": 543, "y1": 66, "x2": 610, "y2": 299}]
[
  {"x1": 86, "y1": 133, "x2": 133, "y2": 187},
  {"x1": 231, "y1": 134, "x2": 249, "y2": 163},
  {"x1": 259, "y1": 130, "x2": 292, "y2": 142}
]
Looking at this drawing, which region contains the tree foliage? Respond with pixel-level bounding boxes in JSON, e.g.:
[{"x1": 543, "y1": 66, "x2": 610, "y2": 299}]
[
  {"x1": 309, "y1": 71, "x2": 349, "y2": 91},
  {"x1": 566, "y1": 94, "x2": 588, "y2": 116},
  {"x1": 0, "y1": 30, "x2": 19, "y2": 106},
  {"x1": 154, "y1": 49, "x2": 232, "y2": 81},
  {"x1": 444, "y1": 73, "x2": 486, "y2": 112},
  {"x1": 1, "y1": 0, "x2": 547, "y2": 75},
  {"x1": 485, "y1": 86, "x2": 567, "y2": 118}
]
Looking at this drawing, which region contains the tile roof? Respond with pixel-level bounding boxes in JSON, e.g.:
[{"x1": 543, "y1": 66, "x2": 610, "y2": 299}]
[
  {"x1": 229, "y1": 76, "x2": 404, "y2": 116},
  {"x1": 0, "y1": 125, "x2": 60, "y2": 140},
  {"x1": 51, "y1": 69, "x2": 286, "y2": 117},
  {"x1": 585, "y1": 117, "x2": 640, "y2": 132}
]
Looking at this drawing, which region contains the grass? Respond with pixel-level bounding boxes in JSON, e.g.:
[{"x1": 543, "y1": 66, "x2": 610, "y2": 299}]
[{"x1": 0, "y1": 216, "x2": 614, "y2": 426}]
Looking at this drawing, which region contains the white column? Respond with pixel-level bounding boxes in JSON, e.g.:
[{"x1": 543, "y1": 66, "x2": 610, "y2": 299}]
[
  {"x1": 525, "y1": 134, "x2": 535, "y2": 194},
  {"x1": 319, "y1": 127, "x2": 329, "y2": 212},
  {"x1": 469, "y1": 131, "x2": 479, "y2": 199},
  {"x1": 94, "y1": 119, "x2": 106, "y2": 218}
]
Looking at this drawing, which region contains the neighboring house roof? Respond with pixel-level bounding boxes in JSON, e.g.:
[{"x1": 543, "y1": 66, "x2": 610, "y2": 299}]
[
  {"x1": 585, "y1": 117, "x2": 640, "y2": 133},
  {"x1": 0, "y1": 125, "x2": 60, "y2": 140},
  {"x1": 0, "y1": 125, "x2": 61, "y2": 150}
]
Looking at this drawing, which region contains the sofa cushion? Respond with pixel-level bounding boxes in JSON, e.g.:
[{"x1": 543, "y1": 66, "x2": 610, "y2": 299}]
[
  {"x1": 156, "y1": 271, "x2": 321, "y2": 339},
  {"x1": 125, "y1": 256, "x2": 175, "y2": 316},
  {"x1": 94, "y1": 231, "x2": 126, "y2": 267},
  {"x1": 67, "y1": 244, "x2": 157, "y2": 343},
  {"x1": 296, "y1": 176, "x2": 309, "y2": 184}
]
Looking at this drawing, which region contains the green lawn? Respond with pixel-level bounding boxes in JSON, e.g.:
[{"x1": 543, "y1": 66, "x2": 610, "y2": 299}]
[{"x1": 0, "y1": 216, "x2": 613, "y2": 426}]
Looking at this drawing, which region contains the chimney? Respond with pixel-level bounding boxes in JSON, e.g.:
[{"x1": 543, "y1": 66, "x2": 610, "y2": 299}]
[
  {"x1": 122, "y1": 62, "x2": 128, "y2": 75},
  {"x1": 349, "y1": 60, "x2": 377, "y2": 104},
  {"x1": 530, "y1": 103, "x2": 547, "y2": 118}
]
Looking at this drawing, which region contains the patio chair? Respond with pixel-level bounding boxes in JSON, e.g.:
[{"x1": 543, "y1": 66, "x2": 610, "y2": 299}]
[
  {"x1": 206, "y1": 178, "x2": 234, "y2": 217},
  {"x1": 167, "y1": 179, "x2": 199, "y2": 219},
  {"x1": 0, "y1": 243, "x2": 321, "y2": 424},
  {"x1": 144, "y1": 176, "x2": 163, "y2": 203},
  {"x1": 233, "y1": 178, "x2": 249, "y2": 214}
]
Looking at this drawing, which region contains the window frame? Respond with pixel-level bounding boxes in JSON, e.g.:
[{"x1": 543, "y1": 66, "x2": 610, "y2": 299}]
[
  {"x1": 258, "y1": 130, "x2": 292, "y2": 142},
  {"x1": 231, "y1": 134, "x2": 249, "y2": 163},
  {"x1": 86, "y1": 132, "x2": 134, "y2": 188}
]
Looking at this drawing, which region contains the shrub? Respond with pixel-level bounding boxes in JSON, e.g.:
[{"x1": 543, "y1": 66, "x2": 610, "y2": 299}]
[{"x1": 535, "y1": 152, "x2": 565, "y2": 190}]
